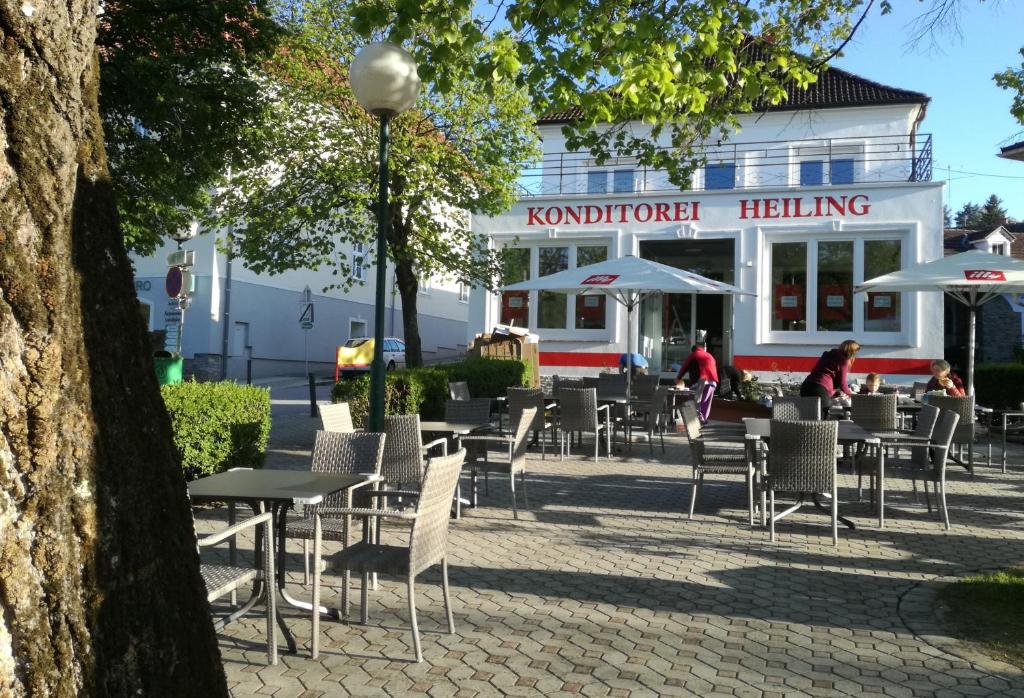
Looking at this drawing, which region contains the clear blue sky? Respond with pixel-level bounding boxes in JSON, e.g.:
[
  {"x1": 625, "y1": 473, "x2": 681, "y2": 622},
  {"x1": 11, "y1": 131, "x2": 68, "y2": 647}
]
[{"x1": 833, "y1": 1, "x2": 1024, "y2": 222}]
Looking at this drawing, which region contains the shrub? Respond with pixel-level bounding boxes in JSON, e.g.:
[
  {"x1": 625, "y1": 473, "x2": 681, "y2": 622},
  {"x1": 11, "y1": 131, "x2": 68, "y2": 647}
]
[
  {"x1": 974, "y1": 363, "x2": 1024, "y2": 410},
  {"x1": 331, "y1": 358, "x2": 530, "y2": 425},
  {"x1": 161, "y1": 381, "x2": 271, "y2": 480}
]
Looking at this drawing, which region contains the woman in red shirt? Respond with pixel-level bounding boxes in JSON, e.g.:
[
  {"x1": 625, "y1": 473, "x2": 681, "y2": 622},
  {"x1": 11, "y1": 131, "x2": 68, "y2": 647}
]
[
  {"x1": 676, "y1": 335, "x2": 718, "y2": 423},
  {"x1": 925, "y1": 359, "x2": 966, "y2": 397},
  {"x1": 799, "y1": 339, "x2": 861, "y2": 416}
]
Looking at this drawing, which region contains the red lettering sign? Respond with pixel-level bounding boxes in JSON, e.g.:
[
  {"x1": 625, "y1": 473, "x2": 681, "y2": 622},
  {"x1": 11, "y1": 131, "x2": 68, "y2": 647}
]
[
  {"x1": 964, "y1": 270, "x2": 1006, "y2": 281},
  {"x1": 581, "y1": 274, "x2": 619, "y2": 285}
]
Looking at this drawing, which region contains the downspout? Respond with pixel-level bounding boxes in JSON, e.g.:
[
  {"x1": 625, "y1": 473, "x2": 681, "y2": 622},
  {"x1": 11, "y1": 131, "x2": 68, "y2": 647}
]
[{"x1": 219, "y1": 225, "x2": 234, "y2": 380}]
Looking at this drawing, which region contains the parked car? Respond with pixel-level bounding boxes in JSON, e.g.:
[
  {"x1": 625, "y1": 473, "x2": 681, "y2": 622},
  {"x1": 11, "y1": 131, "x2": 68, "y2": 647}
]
[{"x1": 335, "y1": 337, "x2": 406, "y2": 380}]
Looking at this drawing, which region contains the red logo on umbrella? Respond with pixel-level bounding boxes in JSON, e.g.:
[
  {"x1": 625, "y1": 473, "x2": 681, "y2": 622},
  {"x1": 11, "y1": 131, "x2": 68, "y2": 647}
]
[
  {"x1": 964, "y1": 270, "x2": 1006, "y2": 281},
  {"x1": 581, "y1": 274, "x2": 619, "y2": 285}
]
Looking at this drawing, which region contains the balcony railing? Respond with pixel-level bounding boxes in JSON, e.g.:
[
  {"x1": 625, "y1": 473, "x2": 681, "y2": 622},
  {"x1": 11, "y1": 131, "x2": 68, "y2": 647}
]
[{"x1": 517, "y1": 133, "x2": 933, "y2": 198}]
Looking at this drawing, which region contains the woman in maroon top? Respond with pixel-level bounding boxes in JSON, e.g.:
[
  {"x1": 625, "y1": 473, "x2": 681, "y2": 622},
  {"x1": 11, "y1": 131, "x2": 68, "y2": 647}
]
[
  {"x1": 925, "y1": 359, "x2": 966, "y2": 397},
  {"x1": 799, "y1": 340, "x2": 861, "y2": 416}
]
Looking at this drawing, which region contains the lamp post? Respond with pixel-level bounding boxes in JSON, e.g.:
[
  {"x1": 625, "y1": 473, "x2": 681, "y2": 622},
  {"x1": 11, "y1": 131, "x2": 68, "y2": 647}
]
[{"x1": 350, "y1": 42, "x2": 421, "y2": 433}]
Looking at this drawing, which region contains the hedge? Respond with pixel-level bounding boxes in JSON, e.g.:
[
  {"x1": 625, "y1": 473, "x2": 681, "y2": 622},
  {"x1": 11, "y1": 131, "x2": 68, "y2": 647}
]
[
  {"x1": 974, "y1": 363, "x2": 1024, "y2": 410},
  {"x1": 331, "y1": 358, "x2": 530, "y2": 427},
  {"x1": 161, "y1": 381, "x2": 271, "y2": 480}
]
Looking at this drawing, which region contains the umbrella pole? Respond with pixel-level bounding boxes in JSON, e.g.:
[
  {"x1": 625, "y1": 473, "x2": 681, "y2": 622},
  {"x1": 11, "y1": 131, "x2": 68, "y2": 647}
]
[
  {"x1": 968, "y1": 301, "x2": 976, "y2": 396},
  {"x1": 626, "y1": 292, "x2": 633, "y2": 400}
]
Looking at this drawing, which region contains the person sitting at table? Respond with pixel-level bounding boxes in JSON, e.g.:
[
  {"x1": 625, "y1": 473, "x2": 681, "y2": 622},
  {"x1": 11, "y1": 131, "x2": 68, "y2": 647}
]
[
  {"x1": 717, "y1": 365, "x2": 751, "y2": 400},
  {"x1": 799, "y1": 339, "x2": 860, "y2": 416},
  {"x1": 926, "y1": 359, "x2": 966, "y2": 397},
  {"x1": 858, "y1": 373, "x2": 882, "y2": 395},
  {"x1": 676, "y1": 331, "x2": 718, "y2": 423},
  {"x1": 618, "y1": 352, "x2": 649, "y2": 379}
]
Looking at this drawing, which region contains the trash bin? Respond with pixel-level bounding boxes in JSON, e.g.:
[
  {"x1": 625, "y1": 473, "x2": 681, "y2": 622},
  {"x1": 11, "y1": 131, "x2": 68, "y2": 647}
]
[{"x1": 154, "y1": 350, "x2": 184, "y2": 385}]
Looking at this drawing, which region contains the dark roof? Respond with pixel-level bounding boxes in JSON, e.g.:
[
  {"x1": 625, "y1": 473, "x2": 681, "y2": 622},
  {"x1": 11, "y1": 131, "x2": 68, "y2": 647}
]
[
  {"x1": 943, "y1": 226, "x2": 1024, "y2": 257},
  {"x1": 1000, "y1": 140, "x2": 1024, "y2": 159},
  {"x1": 537, "y1": 63, "x2": 929, "y2": 125}
]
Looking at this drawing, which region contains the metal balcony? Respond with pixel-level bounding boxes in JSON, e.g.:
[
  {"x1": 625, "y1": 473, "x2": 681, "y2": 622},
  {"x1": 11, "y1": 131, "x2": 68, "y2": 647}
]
[{"x1": 517, "y1": 133, "x2": 933, "y2": 198}]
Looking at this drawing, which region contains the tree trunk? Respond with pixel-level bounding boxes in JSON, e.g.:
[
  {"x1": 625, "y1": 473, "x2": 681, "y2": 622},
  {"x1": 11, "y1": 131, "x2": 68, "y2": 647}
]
[
  {"x1": 387, "y1": 181, "x2": 423, "y2": 369},
  {"x1": 0, "y1": 3, "x2": 226, "y2": 696}
]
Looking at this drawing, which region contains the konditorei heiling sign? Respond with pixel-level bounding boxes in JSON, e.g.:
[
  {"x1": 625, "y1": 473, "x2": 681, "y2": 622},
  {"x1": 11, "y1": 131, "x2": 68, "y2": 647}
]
[{"x1": 525, "y1": 193, "x2": 872, "y2": 227}]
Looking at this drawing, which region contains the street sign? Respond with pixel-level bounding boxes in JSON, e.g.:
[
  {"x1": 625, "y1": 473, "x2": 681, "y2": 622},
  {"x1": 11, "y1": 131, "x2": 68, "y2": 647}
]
[
  {"x1": 165, "y1": 267, "x2": 193, "y2": 299},
  {"x1": 299, "y1": 302, "x2": 314, "y2": 330},
  {"x1": 166, "y1": 249, "x2": 196, "y2": 268}
]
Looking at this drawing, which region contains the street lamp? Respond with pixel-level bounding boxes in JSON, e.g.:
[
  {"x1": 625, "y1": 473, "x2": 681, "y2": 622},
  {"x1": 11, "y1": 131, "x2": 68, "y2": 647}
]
[{"x1": 350, "y1": 42, "x2": 421, "y2": 433}]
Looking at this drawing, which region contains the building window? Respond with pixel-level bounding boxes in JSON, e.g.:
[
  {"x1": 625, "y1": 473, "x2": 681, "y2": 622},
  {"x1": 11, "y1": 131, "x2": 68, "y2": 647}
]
[
  {"x1": 351, "y1": 242, "x2": 366, "y2": 281},
  {"x1": 992, "y1": 243, "x2": 1006, "y2": 255},
  {"x1": 458, "y1": 282, "x2": 470, "y2": 303},
  {"x1": 817, "y1": 241, "x2": 854, "y2": 332},
  {"x1": 771, "y1": 242, "x2": 807, "y2": 332},
  {"x1": 864, "y1": 240, "x2": 902, "y2": 332},
  {"x1": 500, "y1": 248, "x2": 530, "y2": 327},
  {"x1": 613, "y1": 169, "x2": 633, "y2": 193},
  {"x1": 575, "y1": 246, "x2": 608, "y2": 330},
  {"x1": 587, "y1": 170, "x2": 608, "y2": 194},
  {"x1": 830, "y1": 158, "x2": 855, "y2": 185},
  {"x1": 799, "y1": 160, "x2": 824, "y2": 186},
  {"x1": 538, "y1": 246, "x2": 569, "y2": 328},
  {"x1": 705, "y1": 162, "x2": 736, "y2": 190}
]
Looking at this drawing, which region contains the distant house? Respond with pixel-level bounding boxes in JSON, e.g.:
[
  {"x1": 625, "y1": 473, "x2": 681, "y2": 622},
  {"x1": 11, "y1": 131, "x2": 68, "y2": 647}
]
[
  {"x1": 999, "y1": 139, "x2": 1024, "y2": 162},
  {"x1": 942, "y1": 223, "x2": 1024, "y2": 367}
]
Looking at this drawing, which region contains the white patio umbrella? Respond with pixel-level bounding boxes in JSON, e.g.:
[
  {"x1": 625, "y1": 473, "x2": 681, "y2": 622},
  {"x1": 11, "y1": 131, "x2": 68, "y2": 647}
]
[
  {"x1": 855, "y1": 249, "x2": 1024, "y2": 395},
  {"x1": 502, "y1": 254, "x2": 752, "y2": 398}
]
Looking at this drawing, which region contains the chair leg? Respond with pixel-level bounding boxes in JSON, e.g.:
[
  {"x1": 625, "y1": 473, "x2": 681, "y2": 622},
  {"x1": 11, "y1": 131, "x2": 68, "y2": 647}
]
[
  {"x1": 408, "y1": 575, "x2": 423, "y2": 663},
  {"x1": 509, "y1": 469, "x2": 519, "y2": 520},
  {"x1": 360, "y1": 571, "x2": 370, "y2": 625},
  {"x1": 471, "y1": 470, "x2": 478, "y2": 507},
  {"x1": 520, "y1": 471, "x2": 529, "y2": 509},
  {"x1": 540, "y1": 429, "x2": 545, "y2": 460},
  {"x1": 923, "y1": 478, "x2": 933, "y2": 513},
  {"x1": 747, "y1": 471, "x2": 755, "y2": 527},
  {"x1": 303, "y1": 538, "x2": 310, "y2": 586},
  {"x1": 594, "y1": 431, "x2": 600, "y2": 462},
  {"x1": 688, "y1": 471, "x2": 701, "y2": 520},
  {"x1": 441, "y1": 559, "x2": 455, "y2": 634},
  {"x1": 484, "y1": 470, "x2": 490, "y2": 497},
  {"x1": 311, "y1": 520, "x2": 321, "y2": 659},
  {"x1": 831, "y1": 484, "x2": 839, "y2": 547},
  {"x1": 769, "y1": 489, "x2": 776, "y2": 542},
  {"x1": 939, "y1": 479, "x2": 951, "y2": 530}
]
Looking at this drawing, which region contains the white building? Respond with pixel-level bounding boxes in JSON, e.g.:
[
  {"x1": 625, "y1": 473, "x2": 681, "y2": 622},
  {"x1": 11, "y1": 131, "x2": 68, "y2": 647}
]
[
  {"x1": 470, "y1": 67, "x2": 945, "y2": 383},
  {"x1": 132, "y1": 233, "x2": 470, "y2": 380}
]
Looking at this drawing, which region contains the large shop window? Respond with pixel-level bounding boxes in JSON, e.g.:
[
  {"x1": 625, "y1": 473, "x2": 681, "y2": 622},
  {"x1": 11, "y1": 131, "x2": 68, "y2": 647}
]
[
  {"x1": 499, "y1": 248, "x2": 530, "y2": 327},
  {"x1": 770, "y1": 238, "x2": 904, "y2": 337},
  {"x1": 538, "y1": 247, "x2": 570, "y2": 328},
  {"x1": 575, "y1": 246, "x2": 609, "y2": 329}
]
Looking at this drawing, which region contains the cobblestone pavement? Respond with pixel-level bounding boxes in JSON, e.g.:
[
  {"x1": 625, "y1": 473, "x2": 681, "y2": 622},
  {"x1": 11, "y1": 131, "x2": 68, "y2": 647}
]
[{"x1": 205, "y1": 421, "x2": 1024, "y2": 697}]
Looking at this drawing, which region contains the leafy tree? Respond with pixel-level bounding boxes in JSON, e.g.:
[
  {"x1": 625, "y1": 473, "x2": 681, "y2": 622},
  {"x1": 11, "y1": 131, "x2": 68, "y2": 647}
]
[
  {"x1": 97, "y1": 0, "x2": 282, "y2": 255},
  {"x1": 218, "y1": 1, "x2": 540, "y2": 366},
  {"x1": 348, "y1": 0, "x2": 885, "y2": 185},
  {"x1": 955, "y1": 202, "x2": 982, "y2": 228},
  {"x1": 978, "y1": 194, "x2": 1010, "y2": 229},
  {"x1": 1, "y1": 0, "x2": 227, "y2": 693},
  {"x1": 995, "y1": 48, "x2": 1024, "y2": 126}
]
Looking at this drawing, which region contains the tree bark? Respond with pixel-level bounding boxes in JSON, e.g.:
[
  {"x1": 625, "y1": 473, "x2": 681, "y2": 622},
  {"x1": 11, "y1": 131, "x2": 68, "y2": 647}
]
[
  {"x1": 0, "y1": 3, "x2": 227, "y2": 695},
  {"x1": 390, "y1": 213, "x2": 424, "y2": 369}
]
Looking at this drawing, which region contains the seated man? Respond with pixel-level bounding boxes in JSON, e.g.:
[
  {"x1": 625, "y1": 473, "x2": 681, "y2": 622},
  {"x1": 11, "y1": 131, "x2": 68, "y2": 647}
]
[
  {"x1": 618, "y1": 352, "x2": 649, "y2": 379},
  {"x1": 926, "y1": 359, "x2": 965, "y2": 397}
]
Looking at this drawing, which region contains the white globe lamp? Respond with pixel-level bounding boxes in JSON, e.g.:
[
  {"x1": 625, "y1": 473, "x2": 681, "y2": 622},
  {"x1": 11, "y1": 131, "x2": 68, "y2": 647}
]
[{"x1": 350, "y1": 42, "x2": 421, "y2": 116}]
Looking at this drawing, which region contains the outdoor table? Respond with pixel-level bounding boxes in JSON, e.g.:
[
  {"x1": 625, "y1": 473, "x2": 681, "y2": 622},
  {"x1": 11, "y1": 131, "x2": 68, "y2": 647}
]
[
  {"x1": 188, "y1": 468, "x2": 379, "y2": 653},
  {"x1": 743, "y1": 418, "x2": 886, "y2": 529},
  {"x1": 421, "y1": 421, "x2": 492, "y2": 514}
]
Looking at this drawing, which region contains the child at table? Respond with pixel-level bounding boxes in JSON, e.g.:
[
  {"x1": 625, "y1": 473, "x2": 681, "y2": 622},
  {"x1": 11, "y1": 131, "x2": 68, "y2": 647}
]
[{"x1": 858, "y1": 373, "x2": 881, "y2": 394}]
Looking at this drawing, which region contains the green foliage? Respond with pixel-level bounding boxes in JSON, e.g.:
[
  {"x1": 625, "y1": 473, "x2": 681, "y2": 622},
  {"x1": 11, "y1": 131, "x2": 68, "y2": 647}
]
[
  {"x1": 738, "y1": 374, "x2": 767, "y2": 403},
  {"x1": 98, "y1": 1, "x2": 282, "y2": 254},
  {"x1": 974, "y1": 363, "x2": 1024, "y2": 410},
  {"x1": 995, "y1": 48, "x2": 1024, "y2": 126},
  {"x1": 160, "y1": 381, "x2": 271, "y2": 480},
  {"x1": 939, "y1": 568, "x2": 1024, "y2": 670},
  {"x1": 954, "y1": 196, "x2": 1011, "y2": 229},
  {"x1": 331, "y1": 358, "x2": 530, "y2": 426}
]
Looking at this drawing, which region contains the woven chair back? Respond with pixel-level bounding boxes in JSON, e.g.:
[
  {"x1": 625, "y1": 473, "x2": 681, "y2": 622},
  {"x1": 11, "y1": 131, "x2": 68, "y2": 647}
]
[
  {"x1": 448, "y1": 381, "x2": 471, "y2": 401},
  {"x1": 911, "y1": 381, "x2": 929, "y2": 399},
  {"x1": 642, "y1": 387, "x2": 669, "y2": 430},
  {"x1": 598, "y1": 373, "x2": 627, "y2": 397},
  {"x1": 928, "y1": 409, "x2": 961, "y2": 476},
  {"x1": 772, "y1": 396, "x2": 821, "y2": 421},
  {"x1": 632, "y1": 374, "x2": 660, "y2": 402},
  {"x1": 581, "y1": 376, "x2": 600, "y2": 391},
  {"x1": 679, "y1": 399, "x2": 702, "y2": 441},
  {"x1": 850, "y1": 394, "x2": 898, "y2": 431},
  {"x1": 408, "y1": 448, "x2": 466, "y2": 576},
  {"x1": 768, "y1": 419, "x2": 838, "y2": 493},
  {"x1": 555, "y1": 377, "x2": 584, "y2": 397},
  {"x1": 507, "y1": 388, "x2": 546, "y2": 432},
  {"x1": 903, "y1": 404, "x2": 939, "y2": 465},
  {"x1": 926, "y1": 395, "x2": 975, "y2": 444},
  {"x1": 320, "y1": 402, "x2": 355, "y2": 433},
  {"x1": 444, "y1": 398, "x2": 492, "y2": 426},
  {"x1": 308, "y1": 431, "x2": 385, "y2": 514},
  {"x1": 382, "y1": 415, "x2": 425, "y2": 488},
  {"x1": 509, "y1": 407, "x2": 536, "y2": 472},
  {"x1": 559, "y1": 388, "x2": 599, "y2": 432}
]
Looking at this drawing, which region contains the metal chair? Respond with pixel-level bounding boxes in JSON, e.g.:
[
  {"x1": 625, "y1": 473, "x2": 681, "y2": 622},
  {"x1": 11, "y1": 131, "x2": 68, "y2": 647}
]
[
  {"x1": 927, "y1": 395, "x2": 978, "y2": 476},
  {"x1": 284, "y1": 431, "x2": 385, "y2": 657},
  {"x1": 772, "y1": 396, "x2": 821, "y2": 421},
  {"x1": 850, "y1": 393, "x2": 898, "y2": 432},
  {"x1": 326, "y1": 448, "x2": 467, "y2": 662},
  {"x1": 320, "y1": 402, "x2": 355, "y2": 432},
  {"x1": 507, "y1": 387, "x2": 556, "y2": 458},
  {"x1": 198, "y1": 511, "x2": 277, "y2": 664},
  {"x1": 680, "y1": 399, "x2": 756, "y2": 523},
  {"x1": 448, "y1": 381, "x2": 471, "y2": 401},
  {"x1": 444, "y1": 398, "x2": 493, "y2": 428},
  {"x1": 765, "y1": 419, "x2": 840, "y2": 545},
  {"x1": 911, "y1": 381, "x2": 929, "y2": 400},
  {"x1": 598, "y1": 373, "x2": 627, "y2": 398},
  {"x1": 558, "y1": 388, "x2": 611, "y2": 461},
  {"x1": 461, "y1": 408, "x2": 534, "y2": 519},
  {"x1": 617, "y1": 386, "x2": 669, "y2": 455}
]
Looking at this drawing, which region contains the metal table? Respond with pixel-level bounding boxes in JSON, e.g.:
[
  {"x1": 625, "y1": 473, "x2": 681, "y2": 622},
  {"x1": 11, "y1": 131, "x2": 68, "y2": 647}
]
[
  {"x1": 743, "y1": 418, "x2": 886, "y2": 529},
  {"x1": 420, "y1": 422, "x2": 492, "y2": 515},
  {"x1": 189, "y1": 469, "x2": 379, "y2": 654}
]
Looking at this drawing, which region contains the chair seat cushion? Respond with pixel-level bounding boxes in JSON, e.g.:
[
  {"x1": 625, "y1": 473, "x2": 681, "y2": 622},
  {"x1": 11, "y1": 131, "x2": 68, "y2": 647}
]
[
  {"x1": 327, "y1": 541, "x2": 410, "y2": 575},
  {"x1": 202, "y1": 563, "x2": 258, "y2": 601},
  {"x1": 698, "y1": 464, "x2": 752, "y2": 474}
]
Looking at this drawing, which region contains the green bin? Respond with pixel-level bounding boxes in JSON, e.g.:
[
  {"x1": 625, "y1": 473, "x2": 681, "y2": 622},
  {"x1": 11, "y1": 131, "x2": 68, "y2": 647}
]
[{"x1": 154, "y1": 351, "x2": 184, "y2": 385}]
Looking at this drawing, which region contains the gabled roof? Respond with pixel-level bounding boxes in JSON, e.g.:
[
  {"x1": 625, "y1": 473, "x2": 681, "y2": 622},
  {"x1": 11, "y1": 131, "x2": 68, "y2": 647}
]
[
  {"x1": 999, "y1": 140, "x2": 1024, "y2": 162},
  {"x1": 537, "y1": 64, "x2": 929, "y2": 125},
  {"x1": 943, "y1": 226, "x2": 1023, "y2": 257}
]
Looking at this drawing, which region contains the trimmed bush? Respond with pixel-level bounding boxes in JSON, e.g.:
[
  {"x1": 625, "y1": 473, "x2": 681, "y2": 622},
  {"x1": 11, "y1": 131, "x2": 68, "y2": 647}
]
[
  {"x1": 975, "y1": 363, "x2": 1024, "y2": 410},
  {"x1": 331, "y1": 358, "x2": 530, "y2": 426},
  {"x1": 161, "y1": 381, "x2": 271, "y2": 480}
]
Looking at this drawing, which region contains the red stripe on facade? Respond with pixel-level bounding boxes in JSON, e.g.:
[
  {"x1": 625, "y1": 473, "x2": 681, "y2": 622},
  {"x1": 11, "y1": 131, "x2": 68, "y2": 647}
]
[
  {"x1": 539, "y1": 351, "x2": 620, "y2": 367},
  {"x1": 733, "y1": 355, "x2": 932, "y2": 375}
]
